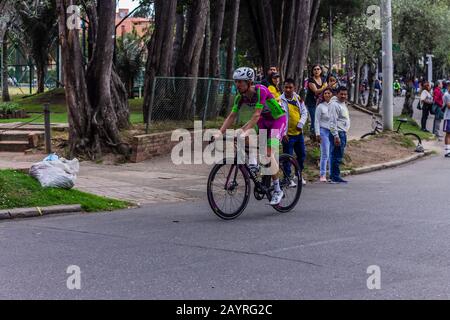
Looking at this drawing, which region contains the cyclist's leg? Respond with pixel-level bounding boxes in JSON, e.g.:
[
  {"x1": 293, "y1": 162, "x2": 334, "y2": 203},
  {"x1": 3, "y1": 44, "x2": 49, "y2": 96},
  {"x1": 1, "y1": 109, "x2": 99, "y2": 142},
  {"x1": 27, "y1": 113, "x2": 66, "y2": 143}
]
[
  {"x1": 248, "y1": 122, "x2": 261, "y2": 167},
  {"x1": 266, "y1": 115, "x2": 287, "y2": 178}
]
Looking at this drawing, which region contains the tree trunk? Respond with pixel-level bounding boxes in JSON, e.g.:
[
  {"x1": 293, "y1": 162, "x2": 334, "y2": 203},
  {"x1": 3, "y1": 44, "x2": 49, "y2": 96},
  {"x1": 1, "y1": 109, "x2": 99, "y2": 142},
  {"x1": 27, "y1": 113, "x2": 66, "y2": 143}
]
[
  {"x1": 57, "y1": 0, "x2": 96, "y2": 158},
  {"x1": 200, "y1": 6, "x2": 211, "y2": 78},
  {"x1": 354, "y1": 54, "x2": 361, "y2": 104},
  {"x1": 279, "y1": 0, "x2": 296, "y2": 80},
  {"x1": 294, "y1": 0, "x2": 321, "y2": 85},
  {"x1": 209, "y1": 0, "x2": 226, "y2": 78},
  {"x1": 142, "y1": 0, "x2": 177, "y2": 123},
  {"x1": 366, "y1": 60, "x2": 376, "y2": 108},
  {"x1": 36, "y1": 63, "x2": 46, "y2": 94},
  {"x1": 277, "y1": 0, "x2": 321, "y2": 85},
  {"x1": 248, "y1": 0, "x2": 278, "y2": 73},
  {"x1": 402, "y1": 80, "x2": 415, "y2": 117},
  {"x1": 345, "y1": 43, "x2": 353, "y2": 101},
  {"x1": 110, "y1": 66, "x2": 130, "y2": 129},
  {"x1": 57, "y1": 0, "x2": 130, "y2": 159},
  {"x1": 171, "y1": 10, "x2": 185, "y2": 76},
  {"x1": 2, "y1": 31, "x2": 10, "y2": 102},
  {"x1": 221, "y1": 0, "x2": 240, "y2": 116},
  {"x1": 175, "y1": 0, "x2": 209, "y2": 118}
]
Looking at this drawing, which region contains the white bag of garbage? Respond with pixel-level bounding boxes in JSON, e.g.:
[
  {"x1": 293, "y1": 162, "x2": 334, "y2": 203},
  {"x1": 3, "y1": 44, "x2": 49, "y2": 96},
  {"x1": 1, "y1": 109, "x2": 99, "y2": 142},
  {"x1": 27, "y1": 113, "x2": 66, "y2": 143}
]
[{"x1": 30, "y1": 155, "x2": 80, "y2": 189}]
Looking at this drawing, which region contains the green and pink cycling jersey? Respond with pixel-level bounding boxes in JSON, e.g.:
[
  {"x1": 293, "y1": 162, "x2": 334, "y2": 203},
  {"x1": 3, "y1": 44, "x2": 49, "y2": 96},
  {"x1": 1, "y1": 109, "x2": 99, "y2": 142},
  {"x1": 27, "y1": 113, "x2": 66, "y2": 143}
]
[{"x1": 232, "y1": 84, "x2": 287, "y2": 147}]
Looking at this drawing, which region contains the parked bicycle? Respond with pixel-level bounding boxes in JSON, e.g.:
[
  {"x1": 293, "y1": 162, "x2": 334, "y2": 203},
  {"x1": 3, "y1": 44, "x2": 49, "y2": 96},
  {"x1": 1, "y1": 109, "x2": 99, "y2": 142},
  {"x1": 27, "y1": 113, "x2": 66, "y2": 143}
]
[
  {"x1": 207, "y1": 136, "x2": 302, "y2": 220},
  {"x1": 361, "y1": 116, "x2": 425, "y2": 153}
]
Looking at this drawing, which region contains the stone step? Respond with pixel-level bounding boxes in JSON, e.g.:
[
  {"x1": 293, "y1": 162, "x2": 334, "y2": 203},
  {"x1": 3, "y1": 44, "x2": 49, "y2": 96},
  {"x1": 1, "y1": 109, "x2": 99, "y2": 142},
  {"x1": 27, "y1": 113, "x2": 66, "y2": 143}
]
[
  {"x1": 0, "y1": 123, "x2": 68, "y2": 132},
  {"x1": 0, "y1": 131, "x2": 45, "y2": 148},
  {"x1": 0, "y1": 141, "x2": 30, "y2": 152}
]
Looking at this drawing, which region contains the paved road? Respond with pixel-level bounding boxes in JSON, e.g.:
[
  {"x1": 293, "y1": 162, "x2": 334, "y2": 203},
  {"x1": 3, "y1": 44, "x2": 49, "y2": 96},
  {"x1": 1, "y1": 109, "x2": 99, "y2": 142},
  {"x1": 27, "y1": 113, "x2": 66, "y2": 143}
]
[{"x1": 1, "y1": 150, "x2": 449, "y2": 300}]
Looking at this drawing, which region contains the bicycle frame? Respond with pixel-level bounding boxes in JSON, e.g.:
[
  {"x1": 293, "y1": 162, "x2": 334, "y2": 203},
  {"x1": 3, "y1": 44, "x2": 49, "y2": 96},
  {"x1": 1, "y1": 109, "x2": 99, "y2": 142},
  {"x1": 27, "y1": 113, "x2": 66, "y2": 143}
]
[{"x1": 223, "y1": 163, "x2": 274, "y2": 201}]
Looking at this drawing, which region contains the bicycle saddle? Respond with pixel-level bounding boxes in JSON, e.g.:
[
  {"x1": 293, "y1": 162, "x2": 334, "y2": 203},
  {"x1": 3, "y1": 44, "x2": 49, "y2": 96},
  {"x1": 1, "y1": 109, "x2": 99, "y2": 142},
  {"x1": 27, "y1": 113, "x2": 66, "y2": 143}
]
[{"x1": 398, "y1": 118, "x2": 408, "y2": 123}]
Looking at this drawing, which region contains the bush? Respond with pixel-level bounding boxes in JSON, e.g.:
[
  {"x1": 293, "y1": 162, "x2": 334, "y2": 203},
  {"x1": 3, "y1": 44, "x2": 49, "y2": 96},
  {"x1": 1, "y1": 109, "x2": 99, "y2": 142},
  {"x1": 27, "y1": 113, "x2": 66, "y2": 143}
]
[{"x1": 0, "y1": 102, "x2": 20, "y2": 114}]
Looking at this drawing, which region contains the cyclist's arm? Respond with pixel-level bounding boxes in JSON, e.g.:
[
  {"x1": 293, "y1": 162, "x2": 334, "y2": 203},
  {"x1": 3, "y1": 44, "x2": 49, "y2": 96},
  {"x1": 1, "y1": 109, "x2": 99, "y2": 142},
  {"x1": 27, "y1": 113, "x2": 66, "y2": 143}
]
[{"x1": 219, "y1": 112, "x2": 238, "y2": 134}]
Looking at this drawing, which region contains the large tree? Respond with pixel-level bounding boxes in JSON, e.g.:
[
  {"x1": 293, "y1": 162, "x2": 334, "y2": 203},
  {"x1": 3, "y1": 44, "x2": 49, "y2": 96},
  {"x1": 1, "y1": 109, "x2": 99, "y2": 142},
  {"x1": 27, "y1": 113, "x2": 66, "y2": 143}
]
[
  {"x1": 142, "y1": 0, "x2": 177, "y2": 123},
  {"x1": 0, "y1": 0, "x2": 13, "y2": 101},
  {"x1": 57, "y1": 0, "x2": 130, "y2": 159},
  {"x1": 245, "y1": 0, "x2": 321, "y2": 84}
]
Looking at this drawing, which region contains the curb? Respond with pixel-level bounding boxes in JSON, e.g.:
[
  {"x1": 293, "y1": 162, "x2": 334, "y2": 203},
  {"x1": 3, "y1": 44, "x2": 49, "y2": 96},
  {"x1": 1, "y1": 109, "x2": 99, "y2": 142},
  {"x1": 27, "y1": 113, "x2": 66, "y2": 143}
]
[
  {"x1": 0, "y1": 204, "x2": 82, "y2": 221},
  {"x1": 341, "y1": 150, "x2": 433, "y2": 177}
]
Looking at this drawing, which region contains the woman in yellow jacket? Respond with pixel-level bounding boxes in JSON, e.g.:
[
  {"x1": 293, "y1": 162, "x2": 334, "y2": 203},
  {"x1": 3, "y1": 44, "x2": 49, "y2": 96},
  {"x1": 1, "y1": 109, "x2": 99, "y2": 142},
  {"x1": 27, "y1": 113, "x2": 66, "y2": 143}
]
[{"x1": 267, "y1": 72, "x2": 282, "y2": 103}]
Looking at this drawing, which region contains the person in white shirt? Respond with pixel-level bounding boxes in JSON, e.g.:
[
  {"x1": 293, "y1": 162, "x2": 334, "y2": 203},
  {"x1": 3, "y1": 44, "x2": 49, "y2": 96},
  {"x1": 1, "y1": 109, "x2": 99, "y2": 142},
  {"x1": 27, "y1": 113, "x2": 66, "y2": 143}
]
[
  {"x1": 329, "y1": 86, "x2": 351, "y2": 184},
  {"x1": 315, "y1": 87, "x2": 333, "y2": 182},
  {"x1": 441, "y1": 91, "x2": 450, "y2": 157},
  {"x1": 420, "y1": 81, "x2": 434, "y2": 132}
]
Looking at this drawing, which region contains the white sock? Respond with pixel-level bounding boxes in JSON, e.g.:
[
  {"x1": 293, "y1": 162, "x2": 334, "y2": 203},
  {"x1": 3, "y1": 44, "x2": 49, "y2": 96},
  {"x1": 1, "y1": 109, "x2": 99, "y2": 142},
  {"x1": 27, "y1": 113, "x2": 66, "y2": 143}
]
[
  {"x1": 446, "y1": 145, "x2": 450, "y2": 154},
  {"x1": 273, "y1": 179, "x2": 281, "y2": 192},
  {"x1": 249, "y1": 154, "x2": 258, "y2": 166}
]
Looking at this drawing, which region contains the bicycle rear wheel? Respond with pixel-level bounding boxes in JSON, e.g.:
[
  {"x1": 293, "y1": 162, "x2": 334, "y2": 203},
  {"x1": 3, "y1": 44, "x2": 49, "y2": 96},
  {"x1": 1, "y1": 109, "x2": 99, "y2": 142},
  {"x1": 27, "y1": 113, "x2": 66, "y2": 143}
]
[
  {"x1": 403, "y1": 133, "x2": 424, "y2": 153},
  {"x1": 272, "y1": 154, "x2": 302, "y2": 213},
  {"x1": 361, "y1": 132, "x2": 377, "y2": 139},
  {"x1": 207, "y1": 162, "x2": 251, "y2": 220}
]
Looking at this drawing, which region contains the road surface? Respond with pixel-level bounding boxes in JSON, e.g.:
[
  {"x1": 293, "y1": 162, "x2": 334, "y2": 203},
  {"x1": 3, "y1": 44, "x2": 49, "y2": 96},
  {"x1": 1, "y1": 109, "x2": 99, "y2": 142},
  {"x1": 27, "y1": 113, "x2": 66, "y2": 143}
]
[{"x1": 0, "y1": 151, "x2": 449, "y2": 299}]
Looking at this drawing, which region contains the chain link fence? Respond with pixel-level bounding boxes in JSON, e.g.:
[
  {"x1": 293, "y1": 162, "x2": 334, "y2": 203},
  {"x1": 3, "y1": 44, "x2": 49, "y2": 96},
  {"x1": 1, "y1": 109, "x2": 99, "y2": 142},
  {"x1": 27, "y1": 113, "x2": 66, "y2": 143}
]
[
  {"x1": 146, "y1": 77, "x2": 237, "y2": 132},
  {"x1": 4, "y1": 64, "x2": 59, "y2": 95}
]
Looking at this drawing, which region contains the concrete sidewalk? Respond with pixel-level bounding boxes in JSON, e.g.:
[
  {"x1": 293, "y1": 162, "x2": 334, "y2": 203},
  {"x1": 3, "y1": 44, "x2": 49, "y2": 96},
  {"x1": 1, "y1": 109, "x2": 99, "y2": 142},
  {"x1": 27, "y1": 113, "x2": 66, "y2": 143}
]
[{"x1": 0, "y1": 151, "x2": 210, "y2": 205}]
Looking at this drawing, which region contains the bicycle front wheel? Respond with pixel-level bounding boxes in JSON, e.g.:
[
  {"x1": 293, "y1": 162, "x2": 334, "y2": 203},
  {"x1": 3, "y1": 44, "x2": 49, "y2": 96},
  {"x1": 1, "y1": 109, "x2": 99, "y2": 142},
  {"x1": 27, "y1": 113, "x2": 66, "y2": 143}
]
[{"x1": 207, "y1": 163, "x2": 251, "y2": 220}]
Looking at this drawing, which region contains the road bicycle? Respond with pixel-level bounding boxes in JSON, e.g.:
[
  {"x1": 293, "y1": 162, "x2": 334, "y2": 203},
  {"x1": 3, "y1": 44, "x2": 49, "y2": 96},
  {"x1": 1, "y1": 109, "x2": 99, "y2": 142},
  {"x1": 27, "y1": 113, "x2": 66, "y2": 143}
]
[
  {"x1": 207, "y1": 136, "x2": 302, "y2": 220},
  {"x1": 361, "y1": 116, "x2": 425, "y2": 153}
]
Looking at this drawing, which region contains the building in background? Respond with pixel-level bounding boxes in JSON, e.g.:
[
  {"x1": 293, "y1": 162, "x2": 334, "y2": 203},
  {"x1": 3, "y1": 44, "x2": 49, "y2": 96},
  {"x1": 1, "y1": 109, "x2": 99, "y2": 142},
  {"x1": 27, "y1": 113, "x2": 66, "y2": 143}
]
[{"x1": 116, "y1": 8, "x2": 152, "y2": 38}]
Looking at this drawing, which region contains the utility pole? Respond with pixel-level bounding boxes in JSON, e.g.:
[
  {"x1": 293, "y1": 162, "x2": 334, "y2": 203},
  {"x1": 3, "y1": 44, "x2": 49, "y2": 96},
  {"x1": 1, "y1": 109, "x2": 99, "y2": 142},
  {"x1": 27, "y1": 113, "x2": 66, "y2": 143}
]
[
  {"x1": 426, "y1": 54, "x2": 434, "y2": 83},
  {"x1": 381, "y1": 0, "x2": 393, "y2": 131}
]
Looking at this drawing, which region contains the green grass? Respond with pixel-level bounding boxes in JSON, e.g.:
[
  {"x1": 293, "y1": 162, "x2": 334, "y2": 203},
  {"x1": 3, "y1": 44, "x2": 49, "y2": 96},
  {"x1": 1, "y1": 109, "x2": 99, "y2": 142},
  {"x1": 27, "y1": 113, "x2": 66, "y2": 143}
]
[
  {"x1": 0, "y1": 170, "x2": 131, "y2": 212},
  {"x1": 395, "y1": 116, "x2": 434, "y2": 141},
  {"x1": 0, "y1": 112, "x2": 144, "y2": 124},
  {"x1": 129, "y1": 98, "x2": 144, "y2": 112},
  {"x1": 0, "y1": 89, "x2": 145, "y2": 124}
]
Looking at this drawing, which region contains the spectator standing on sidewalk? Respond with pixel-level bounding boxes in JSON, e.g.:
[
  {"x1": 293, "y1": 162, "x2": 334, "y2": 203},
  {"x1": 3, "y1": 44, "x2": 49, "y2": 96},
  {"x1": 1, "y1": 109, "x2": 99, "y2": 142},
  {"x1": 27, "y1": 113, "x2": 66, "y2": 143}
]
[
  {"x1": 305, "y1": 64, "x2": 327, "y2": 140},
  {"x1": 280, "y1": 78, "x2": 308, "y2": 186},
  {"x1": 419, "y1": 81, "x2": 434, "y2": 132},
  {"x1": 267, "y1": 72, "x2": 282, "y2": 103},
  {"x1": 329, "y1": 87, "x2": 351, "y2": 184},
  {"x1": 441, "y1": 89, "x2": 450, "y2": 157},
  {"x1": 433, "y1": 80, "x2": 445, "y2": 139},
  {"x1": 261, "y1": 66, "x2": 278, "y2": 87},
  {"x1": 359, "y1": 81, "x2": 366, "y2": 105},
  {"x1": 315, "y1": 88, "x2": 333, "y2": 183},
  {"x1": 327, "y1": 74, "x2": 340, "y2": 95}
]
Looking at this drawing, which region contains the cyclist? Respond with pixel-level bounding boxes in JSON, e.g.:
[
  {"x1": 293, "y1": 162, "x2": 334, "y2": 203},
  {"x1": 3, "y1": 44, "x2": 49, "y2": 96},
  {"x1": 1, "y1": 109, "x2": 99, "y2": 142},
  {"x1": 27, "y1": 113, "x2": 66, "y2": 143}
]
[{"x1": 215, "y1": 67, "x2": 288, "y2": 206}]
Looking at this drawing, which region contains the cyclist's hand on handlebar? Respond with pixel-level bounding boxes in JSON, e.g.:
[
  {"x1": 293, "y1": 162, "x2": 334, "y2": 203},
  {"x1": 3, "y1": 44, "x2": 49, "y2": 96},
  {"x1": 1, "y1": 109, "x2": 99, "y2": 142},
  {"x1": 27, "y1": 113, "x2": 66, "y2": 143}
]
[
  {"x1": 235, "y1": 128, "x2": 248, "y2": 140},
  {"x1": 210, "y1": 132, "x2": 223, "y2": 143}
]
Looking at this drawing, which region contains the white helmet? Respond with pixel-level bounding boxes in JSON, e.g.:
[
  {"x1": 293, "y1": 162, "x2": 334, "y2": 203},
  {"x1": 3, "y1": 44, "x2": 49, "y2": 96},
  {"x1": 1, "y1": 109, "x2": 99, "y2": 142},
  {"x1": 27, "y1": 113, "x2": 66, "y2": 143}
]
[{"x1": 233, "y1": 67, "x2": 255, "y2": 82}]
